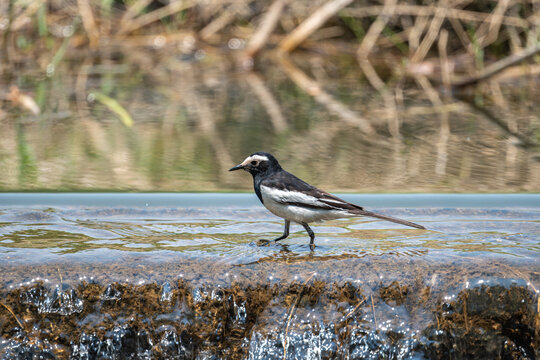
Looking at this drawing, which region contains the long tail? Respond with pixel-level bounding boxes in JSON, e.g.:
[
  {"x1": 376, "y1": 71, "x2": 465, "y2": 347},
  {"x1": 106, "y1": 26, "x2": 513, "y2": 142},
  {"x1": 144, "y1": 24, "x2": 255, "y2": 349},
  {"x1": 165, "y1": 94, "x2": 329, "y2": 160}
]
[{"x1": 357, "y1": 210, "x2": 426, "y2": 230}]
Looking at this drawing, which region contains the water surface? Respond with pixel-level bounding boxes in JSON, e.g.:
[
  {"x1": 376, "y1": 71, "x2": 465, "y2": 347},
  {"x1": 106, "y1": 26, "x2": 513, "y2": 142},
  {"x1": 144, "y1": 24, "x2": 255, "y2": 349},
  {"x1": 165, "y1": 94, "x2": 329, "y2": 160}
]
[
  {"x1": 2, "y1": 52, "x2": 539, "y2": 193},
  {"x1": 0, "y1": 194, "x2": 538, "y2": 359}
]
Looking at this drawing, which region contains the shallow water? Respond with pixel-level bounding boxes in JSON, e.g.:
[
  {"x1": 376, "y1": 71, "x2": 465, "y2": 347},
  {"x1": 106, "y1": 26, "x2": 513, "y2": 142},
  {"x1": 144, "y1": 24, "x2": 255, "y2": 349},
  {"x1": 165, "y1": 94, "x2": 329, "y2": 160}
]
[
  {"x1": 2, "y1": 51, "x2": 540, "y2": 193},
  {"x1": 0, "y1": 194, "x2": 538, "y2": 359}
]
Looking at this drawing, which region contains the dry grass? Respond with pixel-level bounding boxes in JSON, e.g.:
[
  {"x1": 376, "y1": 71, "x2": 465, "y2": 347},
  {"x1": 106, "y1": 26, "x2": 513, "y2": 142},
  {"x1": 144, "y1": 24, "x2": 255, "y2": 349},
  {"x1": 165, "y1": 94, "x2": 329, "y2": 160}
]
[{"x1": 2, "y1": 0, "x2": 539, "y2": 87}]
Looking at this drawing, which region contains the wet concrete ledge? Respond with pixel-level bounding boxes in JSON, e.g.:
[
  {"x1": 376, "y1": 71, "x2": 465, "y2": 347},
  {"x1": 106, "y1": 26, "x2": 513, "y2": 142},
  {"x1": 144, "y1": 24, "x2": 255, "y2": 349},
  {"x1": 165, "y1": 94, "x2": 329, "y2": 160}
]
[{"x1": 0, "y1": 255, "x2": 538, "y2": 359}]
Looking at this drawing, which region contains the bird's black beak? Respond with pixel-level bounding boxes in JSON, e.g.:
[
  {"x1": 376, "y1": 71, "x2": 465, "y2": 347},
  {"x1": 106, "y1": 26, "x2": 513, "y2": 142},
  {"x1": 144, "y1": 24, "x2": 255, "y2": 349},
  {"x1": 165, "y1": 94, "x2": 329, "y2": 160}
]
[{"x1": 229, "y1": 164, "x2": 244, "y2": 171}]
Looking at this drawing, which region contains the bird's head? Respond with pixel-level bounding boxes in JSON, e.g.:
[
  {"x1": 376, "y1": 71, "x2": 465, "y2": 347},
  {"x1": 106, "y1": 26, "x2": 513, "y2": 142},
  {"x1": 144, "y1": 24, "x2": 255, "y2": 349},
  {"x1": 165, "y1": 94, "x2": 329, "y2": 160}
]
[{"x1": 229, "y1": 152, "x2": 281, "y2": 176}]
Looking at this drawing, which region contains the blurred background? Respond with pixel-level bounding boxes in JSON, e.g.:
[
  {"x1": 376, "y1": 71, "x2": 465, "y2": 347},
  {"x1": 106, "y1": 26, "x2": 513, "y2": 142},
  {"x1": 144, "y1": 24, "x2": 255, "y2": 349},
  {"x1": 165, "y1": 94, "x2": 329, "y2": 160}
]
[{"x1": 1, "y1": 0, "x2": 539, "y2": 193}]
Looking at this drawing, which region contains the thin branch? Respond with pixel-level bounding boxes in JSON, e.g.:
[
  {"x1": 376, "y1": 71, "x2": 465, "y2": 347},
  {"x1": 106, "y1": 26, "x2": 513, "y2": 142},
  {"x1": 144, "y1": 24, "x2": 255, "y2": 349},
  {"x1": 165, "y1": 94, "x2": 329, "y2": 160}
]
[
  {"x1": 278, "y1": 0, "x2": 354, "y2": 53},
  {"x1": 77, "y1": 0, "x2": 99, "y2": 47},
  {"x1": 200, "y1": 6, "x2": 238, "y2": 41},
  {"x1": 452, "y1": 42, "x2": 540, "y2": 87},
  {"x1": 0, "y1": 302, "x2": 24, "y2": 330},
  {"x1": 244, "y1": 0, "x2": 289, "y2": 58},
  {"x1": 344, "y1": 296, "x2": 367, "y2": 318},
  {"x1": 342, "y1": 4, "x2": 529, "y2": 28},
  {"x1": 245, "y1": 72, "x2": 288, "y2": 132},
  {"x1": 278, "y1": 56, "x2": 376, "y2": 136},
  {"x1": 118, "y1": 0, "x2": 194, "y2": 36},
  {"x1": 120, "y1": 0, "x2": 153, "y2": 26},
  {"x1": 411, "y1": 2, "x2": 447, "y2": 64}
]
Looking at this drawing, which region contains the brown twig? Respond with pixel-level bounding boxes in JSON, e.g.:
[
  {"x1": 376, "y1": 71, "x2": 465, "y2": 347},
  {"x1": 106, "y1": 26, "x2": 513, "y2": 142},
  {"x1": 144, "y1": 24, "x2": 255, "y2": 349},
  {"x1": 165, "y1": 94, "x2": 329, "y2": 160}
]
[
  {"x1": 0, "y1": 302, "x2": 24, "y2": 330},
  {"x1": 451, "y1": 42, "x2": 540, "y2": 87},
  {"x1": 200, "y1": 6, "x2": 238, "y2": 42},
  {"x1": 244, "y1": 72, "x2": 288, "y2": 132},
  {"x1": 356, "y1": 0, "x2": 396, "y2": 89},
  {"x1": 278, "y1": 56, "x2": 376, "y2": 136},
  {"x1": 278, "y1": 0, "x2": 354, "y2": 53},
  {"x1": 356, "y1": 0, "x2": 399, "y2": 138},
  {"x1": 118, "y1": 0, "x2": 194, "y2": 36},
  {"x1": 120, "y1": 0, "x2": 153, "y2": 27},
  {"x1": 76, "y1": 0, "x2": 99, "y2": 48},
  {"x1": 342, "y1": 4, "x2": 529, "y2": 28},
  {"x1": 243, "y1": 0, "x2": 289, "y2": 59},
  {"x1": 411, "y1": 1, "x2": 447, "y2": 64},
  {"x1": 344, "y1": 296, "x2": 367, "y2": 318}
]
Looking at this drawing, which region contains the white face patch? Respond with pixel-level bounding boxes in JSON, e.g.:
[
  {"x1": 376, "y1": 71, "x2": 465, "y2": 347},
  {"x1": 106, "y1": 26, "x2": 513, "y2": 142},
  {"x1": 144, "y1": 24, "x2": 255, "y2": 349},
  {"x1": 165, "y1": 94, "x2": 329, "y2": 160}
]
[{"x1": 240, "y1": 154, "x2": 269, "y2": 166}]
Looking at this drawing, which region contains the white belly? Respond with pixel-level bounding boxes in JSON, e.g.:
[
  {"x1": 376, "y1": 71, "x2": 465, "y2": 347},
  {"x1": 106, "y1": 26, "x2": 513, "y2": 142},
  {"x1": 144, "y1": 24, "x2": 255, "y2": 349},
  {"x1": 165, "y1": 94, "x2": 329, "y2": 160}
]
[{"x1": 260, "y1": 186, "x2": 352, "y2": 223}]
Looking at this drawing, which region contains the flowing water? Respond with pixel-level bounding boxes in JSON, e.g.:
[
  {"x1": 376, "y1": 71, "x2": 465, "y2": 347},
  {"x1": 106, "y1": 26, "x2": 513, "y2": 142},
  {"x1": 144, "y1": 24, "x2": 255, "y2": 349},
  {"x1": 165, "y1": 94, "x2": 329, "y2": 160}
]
[{"x1": 0, "y1": 194, "x2": 538, "y2": 359}]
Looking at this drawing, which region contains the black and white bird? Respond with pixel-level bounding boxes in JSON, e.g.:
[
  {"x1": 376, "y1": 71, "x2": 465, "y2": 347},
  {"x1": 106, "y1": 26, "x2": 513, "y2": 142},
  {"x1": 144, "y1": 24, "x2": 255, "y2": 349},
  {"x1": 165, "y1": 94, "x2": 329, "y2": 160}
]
[{"x1": 229, "y1": 152, "x2": 426, "y2": 247}]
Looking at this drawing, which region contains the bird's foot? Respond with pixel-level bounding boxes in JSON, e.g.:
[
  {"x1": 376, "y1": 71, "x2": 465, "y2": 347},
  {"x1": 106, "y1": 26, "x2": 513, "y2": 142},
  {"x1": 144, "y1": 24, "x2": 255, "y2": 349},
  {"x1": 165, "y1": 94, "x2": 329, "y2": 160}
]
[{"x1": 256, "y1": 239, "x2": 272, "y2": 247}]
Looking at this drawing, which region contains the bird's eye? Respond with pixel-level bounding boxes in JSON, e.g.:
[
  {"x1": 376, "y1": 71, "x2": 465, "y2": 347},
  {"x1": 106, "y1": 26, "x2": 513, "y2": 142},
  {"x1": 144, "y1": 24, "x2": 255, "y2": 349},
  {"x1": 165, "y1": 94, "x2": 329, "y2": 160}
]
[{"x1": 251, "y1": 161, "x2": 258, "y2": 166}]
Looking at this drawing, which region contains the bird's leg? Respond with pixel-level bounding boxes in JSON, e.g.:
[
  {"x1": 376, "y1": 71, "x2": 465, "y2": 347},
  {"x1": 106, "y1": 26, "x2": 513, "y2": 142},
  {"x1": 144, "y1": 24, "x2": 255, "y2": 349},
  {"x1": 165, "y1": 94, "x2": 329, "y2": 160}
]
[
  {"x1": 273, "y1": 220, "x2": 290, "y2": 242},
  {"x1": 301, "y1": 222, "x2": 315, "y2": 249},
  {"x1": 257, "y1": 220, "x2": 290, "y2": 246}
]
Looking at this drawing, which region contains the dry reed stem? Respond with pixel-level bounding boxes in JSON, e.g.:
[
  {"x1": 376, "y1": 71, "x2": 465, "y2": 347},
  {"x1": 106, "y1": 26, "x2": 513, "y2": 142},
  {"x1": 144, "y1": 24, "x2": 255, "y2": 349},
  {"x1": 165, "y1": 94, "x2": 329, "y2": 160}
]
[
  {"x1": 342, "y1": 4, "x2": 529, "y2": 28},
  {"x1": 356, "y1": 0, "x2": 396, "y2": 91},
  {"x1": 283, "y1": 272, "x2": 316, "y2": 360},
  {"x1": 411, "y1": 1, "x2": 447, "y2": 64},
  {"x1": 0, "y1": 302, "x2": 24, "y2": 330},
  {"x1": 278, "y1": 56, "x2": 376, "y2": 135},
  {"x1": 244, "y1": 0, "x2": 289, "y2": 58},
  {"x1": 357, "y1": 0, "x2": 397, "y2": 57},
  {"x1": 200, "y1": 5, "x2": 238, "y2": 41},
  {"x1": 448, "y1": 16, "x2": 475, "y2": 57},
  {"x1": 10, "y1": 0, "x2": 44, "y2": 31},
  {"x1": 344, "y1": 296, "x2": 367, "y2": 319},
  {"x1": 452, "y1": 42, "x2": 540, "y2": 87},
  {"x1": 408, "y1": 15, "x2": 429, "y2": 52},
  {"x1": 278, "y1": 0, "x2": 354, "y2": 53},
  {"x1": 179, "y1": 72, "x2": 234, "y2": 174},
  {"x1": 413, "y1": 74, "x2": 450, "y2": 175},
  {"x1": 474, "y1": 0, "x2": 510, "y2": 48},
  {"x1": 244, "y1": 72, "x2": 288, "y2": 132},
  {"x1": 75, "y1": 57, "x2": 92, "y2": 118},
  {"x1": 415, "y1": 75, "x2": 443, "y2": 107},
  {"x1": 435, "y1": 114, "x2": 450, "y2": 176},
  {"x1": 438, "y1": 29, "x2": 451, "y2": 92},
  {"x1": 120, "y1": 0, "x2": 153, "y2": 26},
  {"x1": 118, "y1": 0, "x2": 194, "y2": 35},
  {"x1": 76, "y1": 0, "x2": 99, "y2": 48},
  {"x1": 400, "y1": 104, "x2": 463, "y2": 117},
  {"x1": 355, "y1": 0, "x2": 399, "y2": 137},
  {"x1": 507, "y1": 25, "x2": 523, "y2": 52}
]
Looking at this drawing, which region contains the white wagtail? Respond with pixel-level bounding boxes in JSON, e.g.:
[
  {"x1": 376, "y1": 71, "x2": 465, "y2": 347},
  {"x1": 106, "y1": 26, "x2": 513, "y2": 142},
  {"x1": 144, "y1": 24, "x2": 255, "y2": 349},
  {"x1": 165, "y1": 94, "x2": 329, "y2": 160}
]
[{"x1": 229, "y1": 152, "x2": 426, "y2": 248}]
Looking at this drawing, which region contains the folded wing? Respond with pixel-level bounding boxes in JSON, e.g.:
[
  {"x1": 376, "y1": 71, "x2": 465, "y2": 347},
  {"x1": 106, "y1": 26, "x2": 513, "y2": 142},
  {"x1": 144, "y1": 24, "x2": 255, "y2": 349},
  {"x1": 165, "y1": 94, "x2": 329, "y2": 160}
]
[{"x1": 261, "y1": 171, "x2": 426, "y2": 230}]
